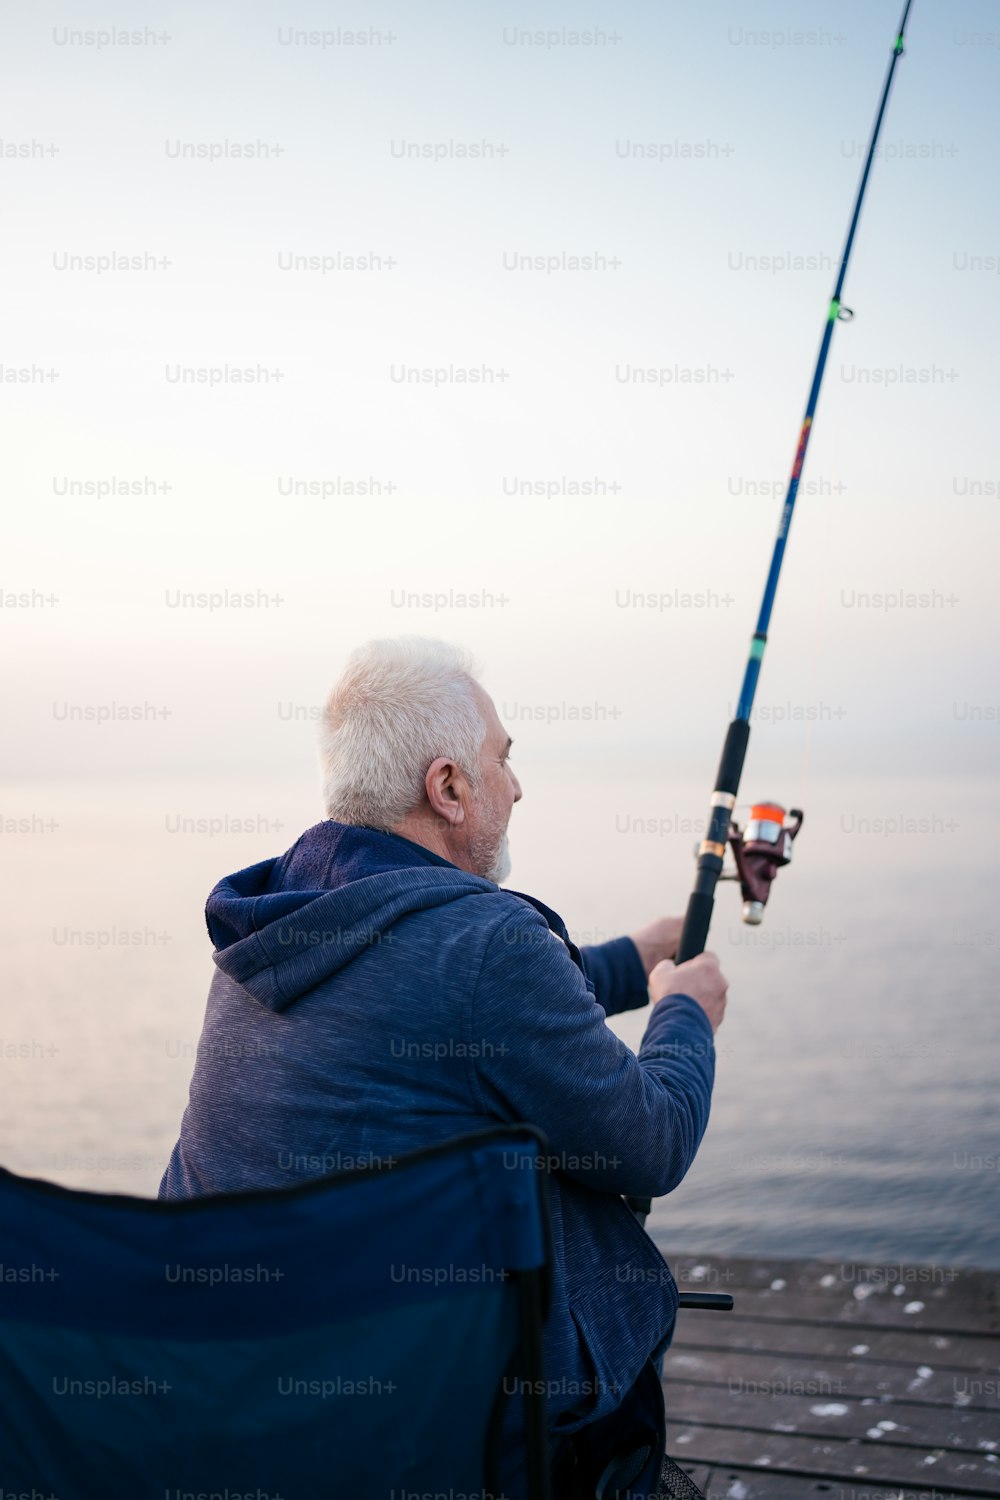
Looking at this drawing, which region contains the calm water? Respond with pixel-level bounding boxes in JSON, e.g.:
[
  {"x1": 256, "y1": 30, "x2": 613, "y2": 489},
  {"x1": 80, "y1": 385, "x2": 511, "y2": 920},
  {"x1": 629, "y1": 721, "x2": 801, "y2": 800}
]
[{"x1": 1, "y1": 765, "x2": 997, "y2": 1269}]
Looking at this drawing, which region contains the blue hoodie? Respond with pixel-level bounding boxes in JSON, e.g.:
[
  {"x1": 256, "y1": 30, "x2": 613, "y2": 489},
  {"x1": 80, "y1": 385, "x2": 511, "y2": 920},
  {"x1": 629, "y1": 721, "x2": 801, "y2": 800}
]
[{"x1": 160, "y1": 819, "x2": 715, "y2": 1451}]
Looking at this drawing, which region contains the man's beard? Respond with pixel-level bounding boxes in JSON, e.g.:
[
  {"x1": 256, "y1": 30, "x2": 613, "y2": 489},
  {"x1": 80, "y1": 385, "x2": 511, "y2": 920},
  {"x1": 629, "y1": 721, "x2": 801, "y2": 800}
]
[
  {"x1": 484, "y1": 832, "x2": 511, "y2": 885},
  {"x1": 470, "y1": 794, "x2": 512, "y2": 885}
]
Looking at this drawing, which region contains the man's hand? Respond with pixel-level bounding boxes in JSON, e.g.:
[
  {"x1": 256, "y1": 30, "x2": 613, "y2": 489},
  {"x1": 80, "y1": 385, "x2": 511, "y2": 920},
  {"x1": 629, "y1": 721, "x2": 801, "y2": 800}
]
[
  {"x1": 649, "y1": 952, "x2": 728, "y2": 1034},
  {"x1": 629, "y1": 915, "x2": 683, "y2": 977}
]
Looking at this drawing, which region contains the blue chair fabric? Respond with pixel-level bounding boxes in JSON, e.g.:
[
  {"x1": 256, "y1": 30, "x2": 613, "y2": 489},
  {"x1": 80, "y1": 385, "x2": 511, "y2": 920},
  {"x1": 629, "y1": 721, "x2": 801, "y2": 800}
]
[{"x1": 0, "y1": 1124, "x2": 553, "y2": 1499}]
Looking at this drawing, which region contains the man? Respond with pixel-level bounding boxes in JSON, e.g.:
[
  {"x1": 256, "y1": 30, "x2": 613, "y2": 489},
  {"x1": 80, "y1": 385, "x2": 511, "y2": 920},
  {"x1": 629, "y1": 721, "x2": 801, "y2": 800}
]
[{"x1": 160, "y1": 636, "x2": 728, "y2": 1493}]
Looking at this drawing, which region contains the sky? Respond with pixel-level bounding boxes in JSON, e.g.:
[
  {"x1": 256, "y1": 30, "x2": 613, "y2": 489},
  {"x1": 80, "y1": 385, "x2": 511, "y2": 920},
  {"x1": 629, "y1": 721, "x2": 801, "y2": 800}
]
[{"x1": 2, "y1": 0, "x2": 998, "y2": 794}]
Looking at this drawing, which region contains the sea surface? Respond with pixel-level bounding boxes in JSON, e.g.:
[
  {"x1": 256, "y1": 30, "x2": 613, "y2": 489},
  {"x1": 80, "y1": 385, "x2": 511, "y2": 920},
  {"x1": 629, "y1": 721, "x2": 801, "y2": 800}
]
[{"x1": 1, "y1": 764, "x2": 997, "y2": 1270}]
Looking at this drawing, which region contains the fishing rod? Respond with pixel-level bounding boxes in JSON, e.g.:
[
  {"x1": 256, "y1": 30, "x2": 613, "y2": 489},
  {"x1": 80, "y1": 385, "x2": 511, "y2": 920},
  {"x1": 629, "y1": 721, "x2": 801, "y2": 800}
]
[{"x1": 630, "y1": 0, "x2": 916, "y2": 1220}]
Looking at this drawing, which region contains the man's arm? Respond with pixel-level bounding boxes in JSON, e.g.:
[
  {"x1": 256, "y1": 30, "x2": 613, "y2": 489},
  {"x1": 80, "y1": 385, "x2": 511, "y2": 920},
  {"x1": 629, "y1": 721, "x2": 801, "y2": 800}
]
[
  {"x1": 470, "y1": 904, "x2": 722, "y2": 1200},
  {"x1": 581, "y1": 915, "x2": 684, "y2": 1016},
  {"x1": 579, "y1": 936, "x2": 649, "y2": 1017}
]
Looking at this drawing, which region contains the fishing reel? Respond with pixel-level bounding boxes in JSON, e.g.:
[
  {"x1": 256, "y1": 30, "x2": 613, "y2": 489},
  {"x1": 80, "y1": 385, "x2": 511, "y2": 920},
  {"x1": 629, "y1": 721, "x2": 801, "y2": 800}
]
[{"x1": 714, "y1": 801, "x2": 803, "y2": 924}]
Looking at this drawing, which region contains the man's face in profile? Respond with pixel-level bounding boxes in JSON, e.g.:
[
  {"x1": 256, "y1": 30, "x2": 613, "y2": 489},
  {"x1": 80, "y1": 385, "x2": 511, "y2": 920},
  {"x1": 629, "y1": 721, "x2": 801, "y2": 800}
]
[{"x1": 465, "y1": 686, "x2": 521, "y2": 884}]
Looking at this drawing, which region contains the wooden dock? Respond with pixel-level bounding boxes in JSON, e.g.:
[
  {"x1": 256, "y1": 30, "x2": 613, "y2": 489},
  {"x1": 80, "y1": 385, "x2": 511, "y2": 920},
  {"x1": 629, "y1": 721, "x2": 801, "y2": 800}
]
[{"x1": 659, "y1": 1253, "x2": 1000, "y2": 1499}]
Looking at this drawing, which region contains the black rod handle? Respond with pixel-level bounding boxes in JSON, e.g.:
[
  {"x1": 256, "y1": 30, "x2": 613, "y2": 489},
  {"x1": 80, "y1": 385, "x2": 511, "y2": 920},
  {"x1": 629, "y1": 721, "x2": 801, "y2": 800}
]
[
  {"x1": 673, "y1": 718, "x2": 751, "y2": 965},
  {"x1": 674, "y1": 889, "x2": 716, "y2": 966}
]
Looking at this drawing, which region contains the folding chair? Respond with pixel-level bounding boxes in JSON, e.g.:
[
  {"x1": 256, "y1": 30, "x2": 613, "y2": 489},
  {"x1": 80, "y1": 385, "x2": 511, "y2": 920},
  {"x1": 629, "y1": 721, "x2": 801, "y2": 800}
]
[{"x1": 0, "y1": 1124, "x2": 553, "y2": 1499}]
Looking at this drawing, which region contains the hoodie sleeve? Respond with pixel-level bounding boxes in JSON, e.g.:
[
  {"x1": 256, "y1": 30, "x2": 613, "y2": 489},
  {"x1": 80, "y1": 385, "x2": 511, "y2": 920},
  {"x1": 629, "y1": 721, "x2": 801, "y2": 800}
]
[
  {"x1": 580, "y1": 935, "x2": 650, "y2": 1016},
  {"x1": 470, "y1": 904, "x2": 715, "y2": 1199}
]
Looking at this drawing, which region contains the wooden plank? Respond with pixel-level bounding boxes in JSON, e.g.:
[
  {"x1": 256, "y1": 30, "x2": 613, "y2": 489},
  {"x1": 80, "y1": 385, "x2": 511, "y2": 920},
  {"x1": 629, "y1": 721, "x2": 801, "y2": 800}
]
[
  {"x1": 689, "y1": 1467, "x2": 990, "y2": 1499},
  {"x1": 663, "y1": 1253, "x2": 1000, "y2": 1336},
  {"x1": 665, "y1": 1344, "x2": 1000, "y2": 1411},
  {"x1": 662, "y1": 1379, "x2": 998, "y2": 1452},
  {"x1": 668, "y1": 1254, "x2": 998, "y2": 1302},
  {"x1": 669, "y1": 1252, "x2": 999, "y2": 1303},
  {"x1": 667, "y1": 1421, "x2": 1000, "y2": 1494},
  {"x1": 672, "y1": 1313, "x2": 999, "y2": 1375},
  {"x1": 671, "y1": 1284, "x2": 994, "y2": 1335}
]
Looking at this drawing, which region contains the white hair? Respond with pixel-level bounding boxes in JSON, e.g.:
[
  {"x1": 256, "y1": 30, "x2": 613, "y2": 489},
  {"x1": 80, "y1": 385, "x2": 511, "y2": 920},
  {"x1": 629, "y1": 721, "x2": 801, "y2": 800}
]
[{"x1": 318, "y1": 637, "x2": 487, "y2": 828}]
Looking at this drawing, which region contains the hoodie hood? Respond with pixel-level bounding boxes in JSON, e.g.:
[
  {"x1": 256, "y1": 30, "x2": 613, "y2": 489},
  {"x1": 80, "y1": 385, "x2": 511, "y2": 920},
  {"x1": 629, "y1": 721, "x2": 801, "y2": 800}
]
[{"x1": 206, "y1": 820, "x2": 497, "y2": 1013}]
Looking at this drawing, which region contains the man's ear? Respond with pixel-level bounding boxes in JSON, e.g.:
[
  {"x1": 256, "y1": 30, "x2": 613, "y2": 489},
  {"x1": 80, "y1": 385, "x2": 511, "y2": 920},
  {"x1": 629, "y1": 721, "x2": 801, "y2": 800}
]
[{"x1": 424, "y1": 757, "x2": 467, "y2": 826}]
